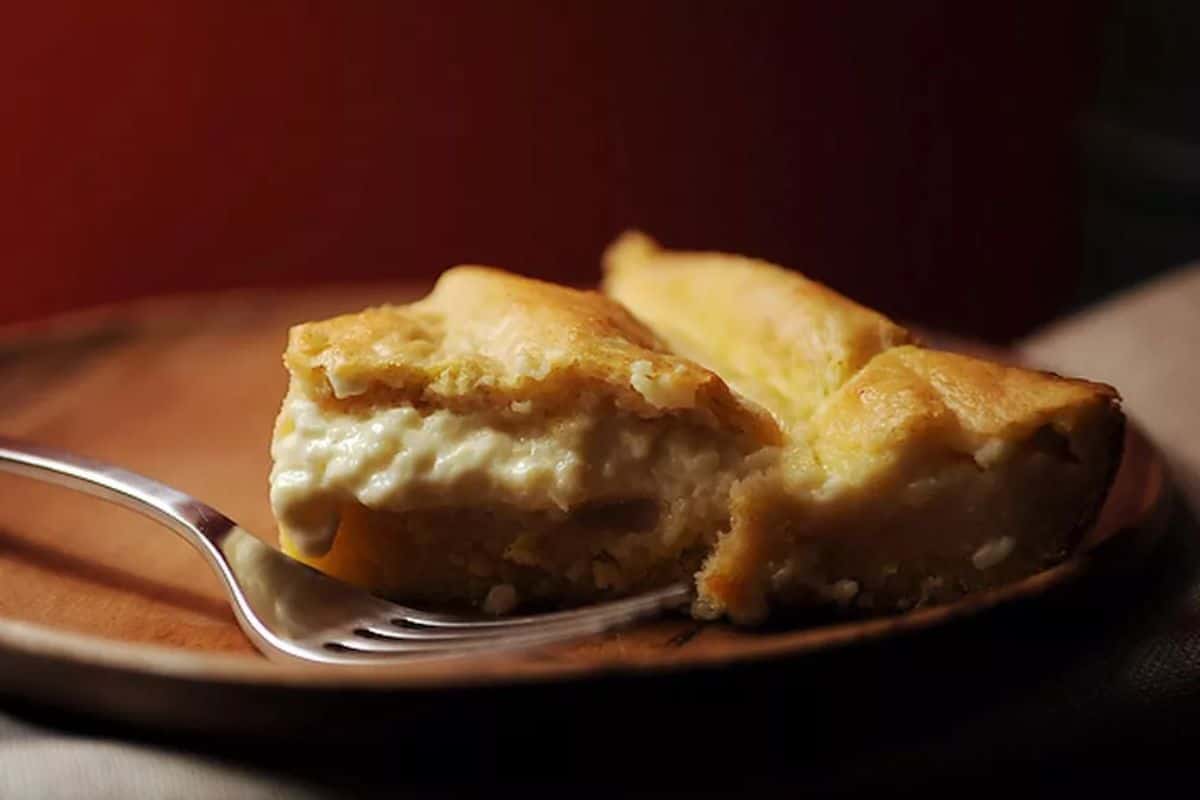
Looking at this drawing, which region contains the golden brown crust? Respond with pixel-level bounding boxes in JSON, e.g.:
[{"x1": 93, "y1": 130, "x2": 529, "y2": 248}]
[
  {"x1": 603, "y1": 231, "x2": 915, "y2": 424},
  {"x1": 810, "y1": 346, "x2": 1122, "y2": 478},
  {"x1": 696, "y1": 345, "x2": 1125, "y2": 622},
  {"x1": 284, "y1": 266, "x2": 780, "y2": 442},
  {"x1": 599, "y1": 235, "x2": 1124, "y2": 623}
]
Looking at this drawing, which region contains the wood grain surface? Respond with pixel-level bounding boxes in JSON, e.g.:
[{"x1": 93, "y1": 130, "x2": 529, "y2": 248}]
[{"x1": 0, "y1": 285, "x2": 1169, "y2": 730}]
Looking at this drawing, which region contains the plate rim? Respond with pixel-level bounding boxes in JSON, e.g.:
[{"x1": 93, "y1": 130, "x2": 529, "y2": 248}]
[
  {"x1": 0, "y1": 554, "x2": 1103, "y2": 691},
  {"x1": 0, "y1": 285, "x2": 1172, "y2": 695}
]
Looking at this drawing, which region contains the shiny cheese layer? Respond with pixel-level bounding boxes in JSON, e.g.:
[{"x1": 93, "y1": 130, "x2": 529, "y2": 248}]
[{"x1": 270, "y1": 391, "x2": 751, "y2": 556}]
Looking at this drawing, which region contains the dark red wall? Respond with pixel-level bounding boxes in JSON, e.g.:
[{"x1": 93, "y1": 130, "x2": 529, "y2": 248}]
[{"x1": 2, "y1": 3, "x2": 1099, "y2": 340}]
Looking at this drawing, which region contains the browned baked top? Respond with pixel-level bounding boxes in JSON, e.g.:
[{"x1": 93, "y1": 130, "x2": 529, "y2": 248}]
[{"x1": 283, "y1": 265, "x2": 779, "y2": 441}]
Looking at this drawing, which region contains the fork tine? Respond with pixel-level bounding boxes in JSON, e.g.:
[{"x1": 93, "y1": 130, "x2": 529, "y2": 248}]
[
  {"x1": 385, "y1": 582, "x2": 692, "y2": 629},
  {"x1": 330, "y1": 585, "x2": 689, "y2": 656},
  {"x1": 325, "y1": 637, "x2": 439, "y2": 655},
  {"x1": 329, "y1": 614, "x2": 620, "y2": 656},
  {"x1": 358, "y1": 598, "x2": 671, "y2": 642}
]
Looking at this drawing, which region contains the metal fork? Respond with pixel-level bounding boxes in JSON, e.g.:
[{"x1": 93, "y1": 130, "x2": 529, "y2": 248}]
[{"x1": 0, "y1": 437, "x2": 692, "y2": 665}]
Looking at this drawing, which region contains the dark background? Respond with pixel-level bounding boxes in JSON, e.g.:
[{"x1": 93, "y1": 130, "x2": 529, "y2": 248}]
[{"x1": 3, "y1": 2, "x2": 1198, "y2": 341}]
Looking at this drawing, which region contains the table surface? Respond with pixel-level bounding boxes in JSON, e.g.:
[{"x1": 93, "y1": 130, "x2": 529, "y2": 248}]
[{"x1": 3, "y1": 266, "x2": 1200, "y2": 798}]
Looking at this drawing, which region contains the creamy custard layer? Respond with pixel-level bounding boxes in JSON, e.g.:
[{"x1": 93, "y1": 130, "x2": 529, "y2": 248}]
[{"x1": 270, "y1": 388, "x2": 762, "y2": 558}]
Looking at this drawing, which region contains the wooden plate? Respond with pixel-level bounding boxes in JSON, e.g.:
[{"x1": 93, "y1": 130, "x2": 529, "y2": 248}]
[{"x1": 0, "y1": 285, "x2": 1169, "y2": 735}]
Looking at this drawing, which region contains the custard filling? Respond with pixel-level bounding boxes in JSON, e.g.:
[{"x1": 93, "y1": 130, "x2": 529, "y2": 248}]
[{"x1": 270, "y1": 389, "x2": 763, "y2": 559}]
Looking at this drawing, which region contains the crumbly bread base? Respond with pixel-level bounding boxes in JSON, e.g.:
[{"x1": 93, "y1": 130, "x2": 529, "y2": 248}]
[
  {"x1": 697, "y1": 412, "x2": 1123, "y2": 622},
  {"x1": 280, "y1": 458, "x2": 772, "y2": 612}
]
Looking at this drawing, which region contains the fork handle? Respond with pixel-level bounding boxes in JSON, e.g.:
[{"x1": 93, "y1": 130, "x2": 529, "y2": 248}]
[
  {"x1": 0, "y1": 436, "x2": 237, "y2": 549},
  {"x1": 0, "y1": 435, "x2": 697, "y2": 666},
  {"x1": 0, "y1": 434, "x2": 252, "y2": 624},
  {"x1": 0, "y1": 435, "x2": 307, "y2": 660}
]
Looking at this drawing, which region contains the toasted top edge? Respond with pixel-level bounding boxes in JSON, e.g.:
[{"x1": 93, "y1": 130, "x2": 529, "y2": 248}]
[
  {"x1": 602, "y1": 231, "x2": 916, "y2": 426},
  {"x1": 811, "y1": 345, "x2": 1123, "y2": 478},
  {"x1": 283, "y1": 266, "x2": 781, "y2": 442}
]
